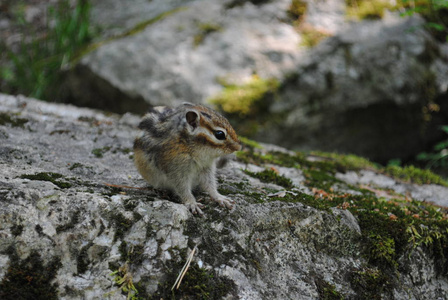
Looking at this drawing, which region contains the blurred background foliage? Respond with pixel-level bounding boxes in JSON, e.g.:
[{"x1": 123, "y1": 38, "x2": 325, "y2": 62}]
[{"x1": 0, "y1": 0, "x2": 93, "y2": 101}]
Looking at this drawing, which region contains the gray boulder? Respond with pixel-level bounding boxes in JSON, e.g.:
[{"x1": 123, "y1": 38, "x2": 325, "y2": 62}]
[
  {"x1": 260, "y1": 14, "x2": 448, "y2": 163},
  {"x1": 1, "y1": 94, "x2": 448, "y2": 299},
  {"x1": 63, "y1": 0, "x2": 301, "y2": 112},
  {"x1": 89, "y1": 0, "x2": 194, "y2": 38}
]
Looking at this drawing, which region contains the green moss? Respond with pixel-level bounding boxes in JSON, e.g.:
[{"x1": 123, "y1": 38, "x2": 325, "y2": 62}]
[
  {"x1": 128, "y1": 245, "x2": 145, "y2": 266},
  {"x1": 218, "y1": 179, "x2": 264, "y2": 202},
  {"x1": 385, "y1": 165, "x2": 448, "y2": 187},
  {"x1": 288, "y1": 0, "x2": 330, "y2": 47},
  {"x1": 193, "y1": 23, "x2": 223, "y2": 47},
  {"x1": 0, "y1": 249, "x2": 61, "y2": 300},
  {"x1": 10, "y1": 224, "x2": 24, "y2": 236},
  {"x1": 268, "y1": 190, "x2": 330, "y2": 211},
  {"x1": 237, "y1": 150, "x2": 301, "y2": 168},
  {"x1": 76, "y1": 242, "x2": 92, "y2": 275},
  {"x1": 68, "y1": 162, "x2": 84, "y2": 170},
  {"x1": 56, "y1": 210, "x2": 80, "y2": 233},
  {"x1": 300, "y1": 26, "x2": 332, "y2": 47},
  {"x1": 110, "y1": 212, "x2": 134, "y2": 242},
  {"x1": 309, "y1": 151, "x2": 378, "y2": 171},
  {"x1": 20, "y1": 172, "x2": 72, "y2": 189},
  {"x1": 303, "y1": 169, "x2": 342, "y2": 191},
  {"x1": 0, "y1": 112, "x2": 29, "y2": 128},
  {"x1": 91, "y1": 146, "x2": 132, "y2": 159},
  {"x1": 237, "y1": 144, "x2": 448, "y2": 280},
  {"x1": 315, "y1": 278, "x2": 344, "y2": 300},
  {"x1": 350, "y1": 267, "x2": 393, "y2": 299},
  {"x1": 345, "y1": 0, "x2": 446, "y2": 25},
  {"x1": 225, "y1": 0, "x2": 271, "y2": 9},
  {"x1": 238, "y1": 147, "x2": 447, "y2": 187},
  {"x1": 117, "y1": 147, "x2": 132, "y2": 155},
  {"x1": 262, "y1": 151, "x2": 301, "y2": 168},
  {"x1": 309, "y1": 151, "x2": 448, "y2": 187},
  {"x1": 118, "y1": 241, "x2": 147, "y2": 267},
  {"x1": 92, "y1": 146, "x2": 111, "y2": 158},
  {"x1": 124, "y1": 9, "x2": 187, "y2": 37},
  {"x1": 244, "y1": 169, "x2": 293, "y2": 189},
  {"x1": 367, "y1": 234, "x2": 398, "y2": 269},
  {"x1": 153, "y1": 262, "x2": 236, "y2": 299},
  {"x1": 209, "y1": 75, "x2": 279, "y2": 116},
  {"x1": 239, "y1": 136, "x2": 263, "y2": 149},
  {"x1": 288, "y1": 0, "x2": 308, "y2": 19},
  {"x1": 236, "y1": 151, "x2": 267, "y2": 166},
  {"x1": 102, "y1": 185, "x2": 124, "y2": 197},
  {"x1": 119, "y1": 241, "x2": 129, "y2": 260},
  {"x1": 346, "y1": 0, "x2": 394, "y2": 20},
  {"x1": 124, "y1": 199, "x2": 139, "y2": 211},
  {"x1": 340, "y1": 194, "x2": 448, "y2": 273}
]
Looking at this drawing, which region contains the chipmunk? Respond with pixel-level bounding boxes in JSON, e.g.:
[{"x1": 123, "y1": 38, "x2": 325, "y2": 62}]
[{"x1": 133, "y1": 103, "x2": 242, "y2": 215}]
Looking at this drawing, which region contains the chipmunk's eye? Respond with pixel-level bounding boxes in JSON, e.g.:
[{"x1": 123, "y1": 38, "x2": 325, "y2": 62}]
[{"x1": 214, "y1": 130, "x2": 226, "y2": 140}]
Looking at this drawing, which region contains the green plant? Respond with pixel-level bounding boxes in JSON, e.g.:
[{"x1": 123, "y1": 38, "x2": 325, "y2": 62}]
[
  {"x1": 109, "y1": 262, "x2": 139, "y2": 300},
  {"x1": 400, "y1": 0, "x2": 448, "y2": 41},
  {"x1": 417, "y1": 125, "x2": 448, "y2": 169},
  {"x1": 1, "y1": 0, "x2": 93, "y2": 100}
]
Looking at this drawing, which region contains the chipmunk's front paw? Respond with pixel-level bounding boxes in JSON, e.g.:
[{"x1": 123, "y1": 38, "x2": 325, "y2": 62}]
[
  {"x1": 186, "y1": 202, "x2": 205, "y2": 216},
  {"x1": 213, "y1": 195, "x2": 235, "y2": 210}
]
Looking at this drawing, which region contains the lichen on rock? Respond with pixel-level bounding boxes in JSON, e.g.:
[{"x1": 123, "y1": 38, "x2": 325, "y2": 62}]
[{"x1": 0, "y1": 94, "x2": 447, "y2": 299}]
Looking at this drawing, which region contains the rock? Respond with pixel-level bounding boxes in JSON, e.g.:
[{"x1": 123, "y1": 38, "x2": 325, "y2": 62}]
[
  {"x1": 61, "y1": 0, "x2": 448, "y2": 164},
  {"x1": 62, "y1": 0, "x2": 302, "y2": 112},
  {"x1": 1, "y1": 94, "x2": 448, "y2": 299},
  {"x1": 303, "y1": 0, "x2": 347, "y2": 34},
  {"x1": 260, "y1": 14, "x2": 448, "y2": 163},
  {"x1": 336, "y1": 170, "x2": 448, "y2": 207},
  {"x1": 89, "y1": 0, "x2": 193, "y2": 38}
]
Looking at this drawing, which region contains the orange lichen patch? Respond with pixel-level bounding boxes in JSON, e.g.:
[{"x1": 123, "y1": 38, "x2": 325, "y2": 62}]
[{"x1": 389, "y1": 214, "x2": 398, "y2": 221}]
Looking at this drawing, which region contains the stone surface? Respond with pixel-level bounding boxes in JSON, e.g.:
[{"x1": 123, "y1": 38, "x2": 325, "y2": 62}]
[
  {"x1": 62, "y1": 0, "x2": 302, "y2": 111},
  {"x1": 1, "y1": 94, "x2": 448, "y2": 299},
  {"x1": 260, "y1": 14, "x2": 448, "y2": 163},
  {"x1": 89, "y1": 0, "x2": 193, "y2": 38},
  {"x1": 303, "y1": 0, "x2": 347, "y2": 34},
  {"x1": 336, "y1": 170, "x2": 448, "y2": 207}
]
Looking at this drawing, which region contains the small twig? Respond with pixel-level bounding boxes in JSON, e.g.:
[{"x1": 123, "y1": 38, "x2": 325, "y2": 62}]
[{"x1": 171, "y1": 245, "x2": 198, "y2": 291}]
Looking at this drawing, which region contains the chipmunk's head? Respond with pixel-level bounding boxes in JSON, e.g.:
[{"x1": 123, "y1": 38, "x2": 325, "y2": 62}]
[{"x1": 182, "y1": 103, "x2": 242, "y2": 156}]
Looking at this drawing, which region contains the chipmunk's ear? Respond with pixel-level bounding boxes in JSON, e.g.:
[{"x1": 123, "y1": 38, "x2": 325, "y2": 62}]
[{"x1": 186, "y1": 110, "x2": 200, "y2": 129}]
